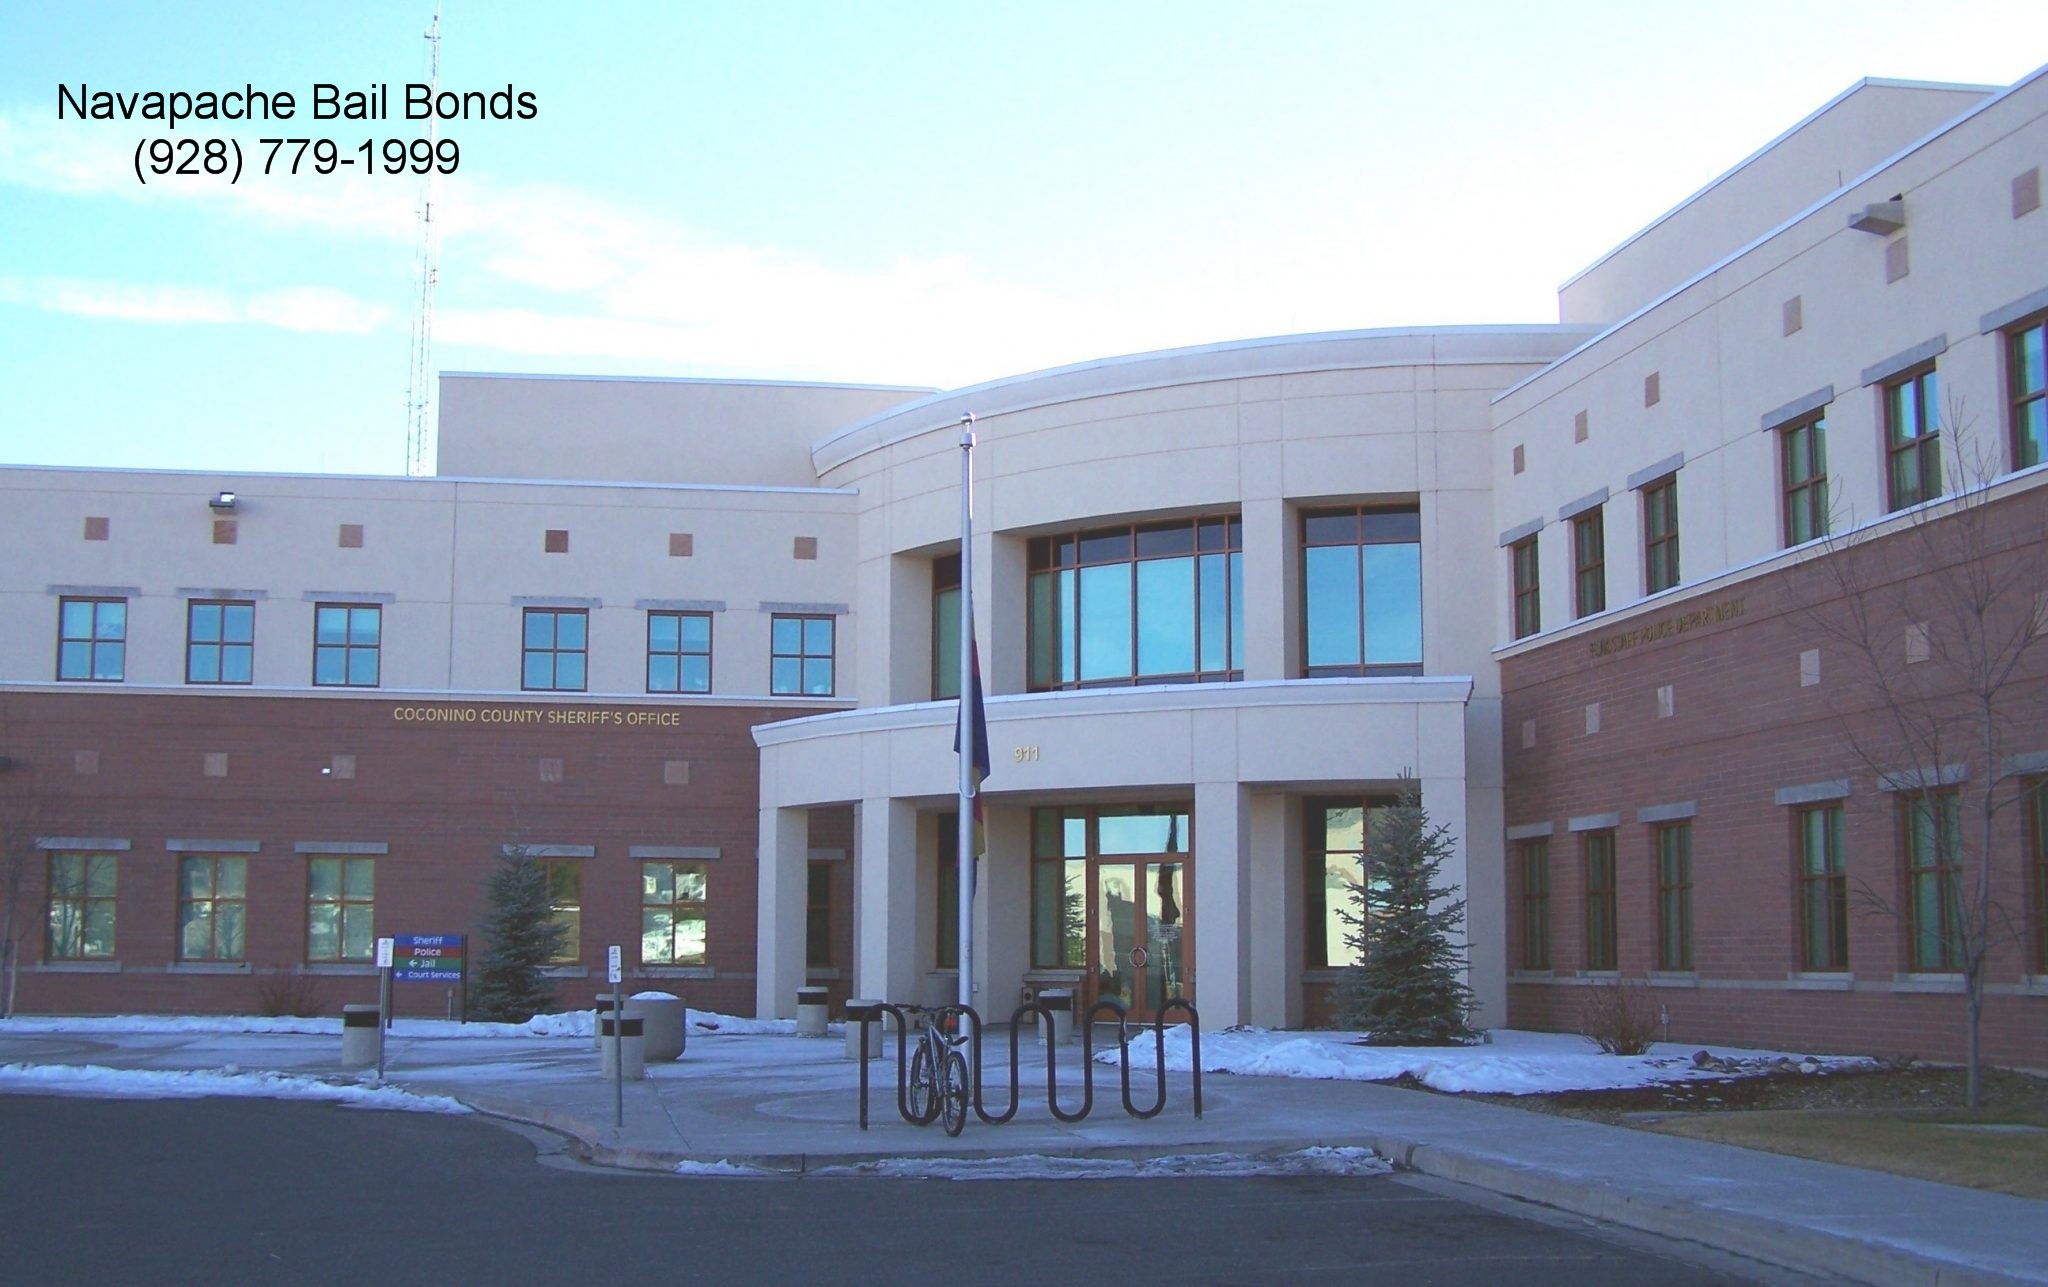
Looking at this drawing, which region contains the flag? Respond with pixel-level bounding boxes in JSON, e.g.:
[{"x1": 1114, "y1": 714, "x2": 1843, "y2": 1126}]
[{"x1": 953, "y1": 630, "x2": 991, "y2": 855}]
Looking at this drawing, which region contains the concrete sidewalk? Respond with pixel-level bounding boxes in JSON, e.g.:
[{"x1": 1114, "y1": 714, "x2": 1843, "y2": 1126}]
[{"x1": 3, "y1": 1024, "x2": 2043, "y2": 1286}]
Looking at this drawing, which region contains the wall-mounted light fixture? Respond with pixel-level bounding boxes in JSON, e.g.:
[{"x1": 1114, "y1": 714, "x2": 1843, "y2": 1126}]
[
  {"x1": 209, "y1": 491, "x2": 238, "y2": 511},
  {"x1": 1848, "y1": 195, "x2": 1905, "y2": 235}
]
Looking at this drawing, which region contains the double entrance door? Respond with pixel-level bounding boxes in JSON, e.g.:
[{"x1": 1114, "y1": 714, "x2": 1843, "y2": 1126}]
[
  {"x1": 1033, "y1": 803, "x2": 1192, "y2": 1023},
  {"x1": 1089, "y1": 858, "x2": 1188, "y2": 1022}
]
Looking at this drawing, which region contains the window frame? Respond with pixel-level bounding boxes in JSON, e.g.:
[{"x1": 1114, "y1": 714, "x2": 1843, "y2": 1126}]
[
  {"x1": 542, "y1": 860, "x2": 581, "y2": 965},
  {"x1": 177, "y1": 854, "x2": 248, "y2": 962},
  {"x1": 1571, "y1": 509, "x2": 1605, "y2": 619},
  {"x1": 1654, "y1": 823, "x2": 1692, "y2": 972},
  {"x1": 521, "y1": 607, "x2": 590, "y2": 693},
  {"x1": 1795, "y1": 804, "x2": 1848, "y2": 971},
  {"x1": 1902, "y1": 789, "x2": 1962, "y2": 971},
  {"x1": 1642, "y1": 475, "x2": 1681, "y2": 594},
  {"x1": 312, "y1": 602, "x2": 382, "y2": 688},
  {"x1": 645, "y1": 609, "x2": 712, "y2": 694},
  {"x1": 769, "y1": 613, "x2": 836, "y2": 697},
  {"x1": 185, "y1": 599, "x2": 256, "y2": 685},
  {"x1": 1027, "y1": 516, "x2": 1244, "y2": 691},
  {"x1": 640, "y1": 860, "x2": 708, "y2": 966},
  {"x1": 1510, "y1": 536, "x2": 1540, "y2": 640},
  {"x1": 305, "y1": 855, "x2": 375, "y2": 963},
  {"x1": 1519, "y1": 838, "x2": 1550, "y2": 970},
  {"x1": 1583, "y1": 831, "x2": 1618, "y2": 971},
  {"x1": 1298, "y1": 506, "x2": 1423, "y2": 679},
  {"x1": 2009, "y1": 315, "x2": 2047, "y2": 472},
  {"x1": 56, "y1": 596, "x2": 127, "y2": 683},
  {"x1": 932, "y1": 553, "x2": 962, "y2": 701},
  {"x1": 1304, "y1": 796, "x2": 1397, "y2": 970},
  {"x1": 1883, "y1": 364, "x2": 1942, "y2": 511},
  {"x1": 45, "y1": 852, "x2": 117, "y2": 960},
  {"x1": 1779, "y1": 412, "x2": 1830, "y2": 547}
]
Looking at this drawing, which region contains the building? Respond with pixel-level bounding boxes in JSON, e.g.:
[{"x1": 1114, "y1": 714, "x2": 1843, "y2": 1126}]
[{"x1": 2, "y1": 67, "x2": 2043, "y2": 1064}]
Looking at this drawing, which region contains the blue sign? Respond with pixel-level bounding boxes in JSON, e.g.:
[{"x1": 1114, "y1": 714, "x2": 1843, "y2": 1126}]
[{"x1": 392, "y1": 933, "x2": 464, "y2": 982}]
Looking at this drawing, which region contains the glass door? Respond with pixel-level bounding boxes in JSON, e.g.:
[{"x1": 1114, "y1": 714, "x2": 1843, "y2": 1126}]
[{"x1": 1090, "y1": 857, "x2": 1189, "y2": 1022}]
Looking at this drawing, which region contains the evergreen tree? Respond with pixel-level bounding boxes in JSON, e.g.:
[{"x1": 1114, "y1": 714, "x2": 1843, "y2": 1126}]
[
  {"x1": 471, "y1": 845, "x2": 568, "y2": 1023},
  {"x1": 1333, "y1": 781, "x2": 1478, "y2": 1045}
]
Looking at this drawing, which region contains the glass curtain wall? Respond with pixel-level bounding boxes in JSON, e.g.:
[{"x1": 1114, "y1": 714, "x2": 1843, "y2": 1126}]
[{"x1": 1027, "y1": 517, "x2": 1242, "y2": 689}]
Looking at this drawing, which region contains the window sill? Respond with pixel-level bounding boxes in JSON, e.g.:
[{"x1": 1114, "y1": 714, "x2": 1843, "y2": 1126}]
[
  {"x1": 1301, "y1": 969, "x2": 1347, "y2": 984},
  {"x1": 635, "y1": 966, "x2": 713, "y2": 980},
  {"x1": 1510, "y1": 969, "x2": 1556, "y2": 980},
  {"x1": 301, "y1": 963, "x2": 377, "y2": 976},
  {"x1": 1891, "y1": 973, "x2": 1965, "y2": 994},
  {"x1": 1646, "y1": 972, "x2": 1698, "y2": 988},
  {"x1": 1576, "y1": 970, "x2": 1620, "y2": 980},
  {"x1": 35, "y1": 960, "x2": 121, "y2": 973},
  {"x1": 1784, "y1": 972, "x2": 1853, "y2": 991},
  {"x1": 805, "y1": 967, "x2": 842, "y2": 981},
  {"x1": 167, "y1": 962, "x2": 251, "y2": 975},
  {"x1": 541, "y1": 965, "x2": 589, "y2": 979}
]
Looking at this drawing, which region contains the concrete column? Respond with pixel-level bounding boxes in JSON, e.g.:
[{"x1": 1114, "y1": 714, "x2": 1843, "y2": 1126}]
[
  {"x1": 1192, "y1": 780, "x2": 1252, "y2": 1026},
  {"x1": 975, "y1": 803, "x2": 1031, "y2": 1017},
  {"x1": 985, "y1": 533, "x2": 1028, "y2": 697},
  {"x1": 1240, "y1": 497, "x2": 1293, "y2": 681},
  {"x1": 756, "y1": 806, "x2": 811, "y2": 1019},
  {"x1": 1246, "y1": 792, "x2": 1295, "y2": 1028},
  {"x1": 853, "y1": 797, "x2": 919, "y2": 1004}
]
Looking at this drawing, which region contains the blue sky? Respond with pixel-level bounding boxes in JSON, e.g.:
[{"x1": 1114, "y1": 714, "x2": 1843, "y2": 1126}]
[{"x1": 2, "y1": 1, "x2": 2043, "y2": 477}]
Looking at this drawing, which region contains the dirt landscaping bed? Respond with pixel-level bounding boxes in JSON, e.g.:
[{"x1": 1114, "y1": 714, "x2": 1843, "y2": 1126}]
[{"x1": 1434, "y1": 1063, "x2": 2048, "y2": 1200}]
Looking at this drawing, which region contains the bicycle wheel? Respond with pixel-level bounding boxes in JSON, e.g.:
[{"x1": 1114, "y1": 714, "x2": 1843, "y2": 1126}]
[
  {"x1": 940, "y1": 1050, "x2": 969, "y2": 1137},
  {"x1": 907, "y1": 1041, "x2": 939, "y2": 1125}
]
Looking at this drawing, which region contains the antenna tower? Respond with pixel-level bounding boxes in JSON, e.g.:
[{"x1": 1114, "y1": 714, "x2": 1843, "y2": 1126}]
[{"x1": 403, "y1": 7, "x2": 443, "y2": 477}]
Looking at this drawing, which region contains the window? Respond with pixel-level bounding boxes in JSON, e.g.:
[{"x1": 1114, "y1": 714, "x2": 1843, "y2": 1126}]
[
  {"x1": 1643, "y1": 476, "x2": 1680, "y2": 594},
  {"x1": 1028, "y1": 517, "x2": 1242, "y2": 690},
  {"x1": 186, "y1": 600, "x2": 255, "y2": 684},
  {"x1": 2010, "y1": 317, "x2": 2046, "y2": 470},
  {"x1": 646, "y1": 611, "x2": 711, "y2": 693},
  {"x1": 1301, "y1": 508, "x2": 1422, "y2": 677},
  {"x1": 57, "y1": 597, "x2": 126, "y2": 682},
  {"x1": 1797, "y1": 805, "x2": 1847, "y2": 971},
  {"x1": 807, "y1": 861, "x2": 832, "y2": 969},
  {"x1": 1655, "y1": 823, "x2": 1692, "y2": 971},
  {"x1": 1583, "y1": 831, "x2": 1617, "y2": 971},
  {"x1": 46, "y1": 853, "x2": 116, "y2": 959},
  {"x1": 640, "y1": 861, "x2": 707, "y2": 965},
  {"x1": 522, "y1": 608, "x2": 588, "y2": 692},
  {"x1": 1572, "y1": 510, "x2": 1605, "y2": 618},
  {"x1": 2030, "y1": 781, "x2": 2047, "y2": 972},
  {"x1": 177, "y1": 856, "x2": 247, "y2": 962},
  {"x1": 1904, "y1": 790, "x2": 1961, "y2": 971},
  {"x1": 1781, "y1": 414, "x2": 1830, "y2": 546},
  {"x1": 1305, "y1": 798, "x2": 1395, "y2": 968},
  {"x1": 1024, "y1": 803, "x2": 1089, "y2": 967},
  {"x1": 543, "y1": 861, "x2": 581, "y2": 964},
  {"x1": 306, "y1": 856, "x2": 374, "y2": 962},
  {"x1": 1884, "y1": 366, "x2": 1942, "y2": 511},
  {"x1": 770, "y1": 614, "x2": 834, "y2": 696},
  {"x1": 1520, "y1": 839, "x2": 1550, "y2": 970},
  {"x1": 313, "y1": 604, "x2": 381, "y2": 687},
  {"x1": 932, "y1": 554, "x2": 961, "y2": 701},
  {"x1": 1510, "y1": 536, "x2": 1540, "y2": 640}
]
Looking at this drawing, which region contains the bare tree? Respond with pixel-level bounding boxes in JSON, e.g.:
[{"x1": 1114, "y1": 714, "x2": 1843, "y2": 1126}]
[{"x1": 1797, "y1": 407, "x2": 2048, "y2": 1107}]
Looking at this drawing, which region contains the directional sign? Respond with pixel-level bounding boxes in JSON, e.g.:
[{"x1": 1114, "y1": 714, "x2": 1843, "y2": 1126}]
[
  {"x1": 392, "y1": 933, "x2": 465, "y2": 983},
  {"x1": 607, "y1": 945, "x2": 623, "y2": 984}
]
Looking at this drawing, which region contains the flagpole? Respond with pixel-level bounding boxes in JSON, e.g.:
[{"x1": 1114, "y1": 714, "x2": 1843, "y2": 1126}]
[{"x1": 956, "y1": 414, "x2": 976, "y2": 1017}]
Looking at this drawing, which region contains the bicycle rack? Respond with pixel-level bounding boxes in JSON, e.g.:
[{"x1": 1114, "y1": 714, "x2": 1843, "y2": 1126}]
[{"x1": 853, "y1": 996, "x2": 1202, "y2": 1129}]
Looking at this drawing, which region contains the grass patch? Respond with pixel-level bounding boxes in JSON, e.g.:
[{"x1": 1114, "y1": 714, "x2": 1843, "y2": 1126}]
[{"x1": 1639, "y1": 1107, "x2": 2048, "y2": 1199}]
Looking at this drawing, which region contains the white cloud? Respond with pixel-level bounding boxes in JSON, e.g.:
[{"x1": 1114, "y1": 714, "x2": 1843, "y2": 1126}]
[
  {"x1": 246, "y1": 286, "x2": 391, "y2": 334},
  {"x1": 0, "y1": 275, "x2": 390, "y2": 334}
]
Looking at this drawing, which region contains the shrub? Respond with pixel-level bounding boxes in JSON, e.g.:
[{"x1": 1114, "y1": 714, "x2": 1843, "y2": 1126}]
[
  {"x1": 254, "y1": 968, "x2": 326, "y2": 1018},
  {"x1": 1581, "y1": 977, "x2": 1659, "y2": 1055}
]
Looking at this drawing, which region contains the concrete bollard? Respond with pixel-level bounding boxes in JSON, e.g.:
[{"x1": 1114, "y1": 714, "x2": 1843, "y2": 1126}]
[
  {"x1": 1038, "y1": 988, "x2": 1074, "y2": 1047},
  {"x1": 843, "y1": 999, "x2": 883, "y2": 1060},
  {"x1": 796, "y1": 986, "x2": 829, "y2": 1036},
  {"x1": 341, "y1": 1004, "x2": 381, "y2": 1068},
  {"x1": 599, "y1": 1011, "x2": 645, "y2": 1080},
  {"x1": 634, "y1": 992, "x2": 687, "y2": 1061},
  {"x1": 592, "y1": 992, "x2": 622, "y2": 1051}
]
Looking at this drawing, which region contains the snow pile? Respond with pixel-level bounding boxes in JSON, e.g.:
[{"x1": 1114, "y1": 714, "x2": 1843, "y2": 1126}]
[
  {"x1": 0, "y1": 1062, "x2": 472, "y2": 1113},
  {"x1": 1093, "y1": 1026, "x2": 1877, "y2": 1095},
  {"x1": 0, "y1": 1007, "x2": 798, "y2": 1040},
  {"x1": 671, "y1": 1158, "x2": 777, "y2": 1177},
  {"x1": 0, "y1": 1014, "x2": 338, "y2": 1036},
  {"x1": 811, "y1": 1147, "x2": 1390, "y2": 1181}
]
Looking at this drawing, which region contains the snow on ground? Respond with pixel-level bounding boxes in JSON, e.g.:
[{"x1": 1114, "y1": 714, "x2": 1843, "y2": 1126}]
[
  {"x1": 0, "y1": 1007, "x2": 794, "y2": 1040},
  {"x1": 1093, "y1": 1025, "x2": 1877, "y2": 1094},
  {"x1": 805, "y1": 1147, "x2": 1391, "y2": 1181},
  {"x1": 0, "y1": 1062, "x2": 472, "y2": 1113}
]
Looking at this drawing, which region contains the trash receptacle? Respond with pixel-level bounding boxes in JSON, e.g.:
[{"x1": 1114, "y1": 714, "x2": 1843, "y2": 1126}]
[
  {"x1": 599, "y1": 1010, "x2": 645, "y2": 1080},
  {"x1": 1038, "y1": 988, "x2": 1074, "y2": 1047},
  {"x1": 634, "y1": 991, "x2": 686, "y2": 1061},
  {"x1": 797, "y1": 985, "x2": 829, "y2": 1036},
  {"x1": 341, "y1": 1004, "x2": 381, "y2": 1068},
  {"x1": 592, "y1": 992, "x2": 622, "y2": 1050},
  {"x1": 844, "y1": 999, "x2": 883, "y2": 1060}
]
